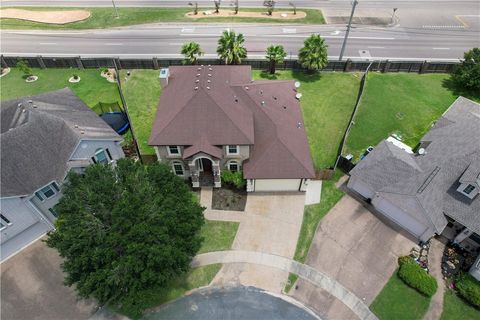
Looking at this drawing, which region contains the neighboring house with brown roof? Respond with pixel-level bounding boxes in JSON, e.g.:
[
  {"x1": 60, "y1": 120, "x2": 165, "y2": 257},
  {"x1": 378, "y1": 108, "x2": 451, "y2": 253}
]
[
  {"x1": 347, "y1": 97, "x2": 480, "y2": 254},
  {"x1": 149, "y1": 66, "x2": 315, "y2": 192},
  {"x1": 0, "y1": 89, "x2": 124, "y2": 261}
]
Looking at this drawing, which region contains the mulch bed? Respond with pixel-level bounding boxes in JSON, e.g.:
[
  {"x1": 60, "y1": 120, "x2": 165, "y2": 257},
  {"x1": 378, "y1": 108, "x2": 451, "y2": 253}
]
[{"x1": 212, "y1": 185, "x2": 247, "y2": 211}]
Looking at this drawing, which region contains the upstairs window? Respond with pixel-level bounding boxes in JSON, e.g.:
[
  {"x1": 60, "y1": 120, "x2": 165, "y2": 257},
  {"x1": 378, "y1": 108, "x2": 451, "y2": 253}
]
[
  {"x1": 463, "y1": 184, "x2": 476, "y2": 195},
  {"x1": 168, "y1": 146, "x2": 181, "y2": 156},
  {"x1": 0, "y1": 213, "x2": 12, "y2": 231},
  {"x1": 92, "y1": 148, "x2": 110, "y2": 164},
  {"x1": 227, "y1": 145, "x2": 239, "y2": 155},
  {"x1": 35, "y1": 182, "x2": 60, "y2": 201}
]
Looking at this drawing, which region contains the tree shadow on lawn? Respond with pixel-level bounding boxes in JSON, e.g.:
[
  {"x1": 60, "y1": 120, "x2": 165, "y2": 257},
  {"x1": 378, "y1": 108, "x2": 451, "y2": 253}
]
[
  {"x1": 257, "y1": 70, "x2": 322, "y2": 82},
  {"x1": 442, "y1": 78, "x2": 480, "y2": 102}
]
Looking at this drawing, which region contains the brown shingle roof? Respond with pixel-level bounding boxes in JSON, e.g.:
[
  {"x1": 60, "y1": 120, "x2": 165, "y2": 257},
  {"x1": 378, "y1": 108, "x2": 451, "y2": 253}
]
[{"x1": 149, "y1": 66, "x2": 314, "y2": 179}]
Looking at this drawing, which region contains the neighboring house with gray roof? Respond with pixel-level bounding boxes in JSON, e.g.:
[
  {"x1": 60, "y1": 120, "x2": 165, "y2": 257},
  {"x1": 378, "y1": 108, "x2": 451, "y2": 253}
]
[
  {"x1": 149, "y1": 66, "x2": 315, "y2": 192},
  {"x1": 347, "y1": 97, "x2": 480, "y2": 252},
  {"x1": 0, "y1": 88, "x2": 124, "y2": 261}
]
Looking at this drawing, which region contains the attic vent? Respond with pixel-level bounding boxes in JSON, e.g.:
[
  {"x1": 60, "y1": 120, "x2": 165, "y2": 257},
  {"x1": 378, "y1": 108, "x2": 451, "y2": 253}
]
[
  {"x1": 22, "y1": 109, "x2": 26, "y2": 113},
  {"x1": 32, "y1": 104, "x2": 37, "y2": 108},
  {"x1": 80, "y1": 130, "x2": 85, "y2": 134},
  {"x1": 261, "y1": 101, "x2": 266, "y2": 106},
  {"x1": 208, "y1": 74, "x2": 212, "y2": 77},
  {"x1": 28, "y1": 100, "x2": 33, "y2": 104},
  {"x1": 194, "y1": 86, "x2": 199, "y2": 90},
  {"x1": 195, "y1": 79, "x2": 200, "y2": 83},
  {"x1": 206, "y1": 86, "x2": 211, "y2": 90},
  {"x1": 273, "y1": 96, "x2": 277, "y2": 100},
  {"x1": 17, "y1": 103, "x2": 22, "y2": 108},
  {"x1": 297, "y1": 122, "x2": 302, "y2": 128},
  {"x1": 207, "y1": 79, "x2": 211, "y2": 83},
  {"x1": 197, "y1": 67, "x2": 201, "y2": 70},
  {"x1": 208, "y1": 67, "x2": 213, "y2": 71},
  {"x1": 245, "y1": 86, "x2": 249, "y2": 90},
  {"x1": 196, "y1": 73, "x2": 200, "y2": 77},
  {"x1": 74, "y1": 124, "x2": 79, "y2": 128}
]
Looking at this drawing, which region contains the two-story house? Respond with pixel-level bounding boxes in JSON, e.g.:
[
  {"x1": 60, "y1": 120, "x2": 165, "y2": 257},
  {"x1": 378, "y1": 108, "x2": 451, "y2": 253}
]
[
  {"x1": 0, "y1": 88, "x2": 124, "y2": 261},
  {"x1": 347, "y1": 97, "x2": 480, "y2": 253},
  {"x1": 149, "y1": 65, "x2": 315, "y2": 192}
]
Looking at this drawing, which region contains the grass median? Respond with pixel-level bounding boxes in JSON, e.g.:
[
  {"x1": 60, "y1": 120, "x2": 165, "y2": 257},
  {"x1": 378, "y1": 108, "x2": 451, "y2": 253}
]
[{"x1": 1, "y1": 7, "x2": 325, "y2": 30}]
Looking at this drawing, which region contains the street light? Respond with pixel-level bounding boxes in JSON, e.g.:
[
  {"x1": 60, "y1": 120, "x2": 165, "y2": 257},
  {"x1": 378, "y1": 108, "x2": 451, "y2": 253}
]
[{"x1": 339, "y1": 0, "x2": 358, "y2": 61}]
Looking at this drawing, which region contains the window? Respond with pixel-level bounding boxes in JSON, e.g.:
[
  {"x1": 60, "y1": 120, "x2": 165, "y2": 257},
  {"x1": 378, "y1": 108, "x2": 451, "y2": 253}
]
[
  {"x1": 172, "y1": 162, "x2": 184, "y2": 175},
  {"x1": 48, "y1": 208, "x2": 58, "y2": 218},
  {"x1": 93, "y1": 148, "x2": 110, "y2": 164},
  {"x1": 227, "y1": 145, "x2": 239, "y2": 155},
  {"x1": 35, "y1": 182, "x2": 59, "y2": 201},
  {"x1": 168, "y1": 146, "x2": 180, "y2": 156},
  {"x1": 228, "y1": 161, "x2": 239, "y2": 172},
  {"x1": 463, "y1": 184, "x2": 476, "y2": 195},
  {"x1": 0, "y1": 213, "x2": 11, "y2": 230}
]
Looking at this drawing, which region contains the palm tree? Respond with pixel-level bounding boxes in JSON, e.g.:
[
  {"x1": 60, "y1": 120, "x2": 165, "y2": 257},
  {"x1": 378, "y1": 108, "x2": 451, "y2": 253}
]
[
  {"x1": 217, "y1": 30, "x2": 247, "y2": 65},
  {"x1": 265, "y1": 45, "x2": 287, "y2": 74},
  {"x1": 181, "y1": 42, "x2": 203, "y2": 65},
  {"x1": 298, "y1": 34, "x2": 328, "y2": 72}
]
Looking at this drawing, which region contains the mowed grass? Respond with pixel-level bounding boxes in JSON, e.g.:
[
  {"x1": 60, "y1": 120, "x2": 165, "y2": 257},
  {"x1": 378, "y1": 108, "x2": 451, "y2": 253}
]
[
  {"x1": 252, "y1": 70, "x2": 361, "y2": 169},
  {"x1": 198, "y1": 220, "x2": 239, "y2": 254},
  {"x1": 370, "y1": 270, "x2": 430, "y2": 320},
  {"x1": 0, "y1": 68, "x2": 121, "y2": 112},
  {"x1": 440, "y1": 289, "x2": 480, "y2": 320},
  {"x1": 119, "y1": 70, "x2": 160, "y2": 156},
  {"x1": 0, "y1": 7, "x2": 325, "y2": 30},
  {"x1": 113, "y1": 264, "x2": 222, "y2": 319},
  {"x1": 345, "y1": 73, "x2": 458, "y2": 161}
]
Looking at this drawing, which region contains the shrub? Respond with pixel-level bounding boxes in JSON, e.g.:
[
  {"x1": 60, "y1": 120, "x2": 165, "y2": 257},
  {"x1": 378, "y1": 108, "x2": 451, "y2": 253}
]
[
  {"x1": 451, "y1": 48, "x2": 480, "y2": 92},
  {"x1": 221, "y1": 170, "x2": 246, "y2": 189},
  {"x1": 456, "y1": 272, "x2": 480, "y2": 308},
  {"x1": 16, "y1": 59, "x2": 32, "y2": 76},
  {"x1": 73, "y1": 74, "x2": 79, "y2": 80},
  {"x1": 397, "y1": 256, "x2": 438, "y2": 297}
]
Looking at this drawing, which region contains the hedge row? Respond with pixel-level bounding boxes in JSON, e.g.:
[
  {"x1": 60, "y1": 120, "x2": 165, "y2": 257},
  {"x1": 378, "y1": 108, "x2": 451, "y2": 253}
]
[
  {"x1": 398, "y1": 256, "x2": 438, "y2": 297},
  {"x1": 456, "y1": 272, "x2": 480, "y2": 308}
]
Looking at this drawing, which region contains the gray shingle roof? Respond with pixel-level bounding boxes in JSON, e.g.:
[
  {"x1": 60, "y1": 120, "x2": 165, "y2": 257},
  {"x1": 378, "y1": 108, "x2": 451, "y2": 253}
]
[
  {"x1": 1, "y1": 88, "x2": 121, "y2": 197},
  {"x1": 349, "y1": 97, "x2": 480, "y2": 235}
]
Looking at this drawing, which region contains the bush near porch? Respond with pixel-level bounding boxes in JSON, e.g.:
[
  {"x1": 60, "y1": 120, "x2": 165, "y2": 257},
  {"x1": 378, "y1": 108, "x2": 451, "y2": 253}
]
[
  {"x1": 398, "y1": 256, "x2": 438, "y2": 297},
  {"x1": 455, "y1": 272, "x2": 480, "y2": 308}
]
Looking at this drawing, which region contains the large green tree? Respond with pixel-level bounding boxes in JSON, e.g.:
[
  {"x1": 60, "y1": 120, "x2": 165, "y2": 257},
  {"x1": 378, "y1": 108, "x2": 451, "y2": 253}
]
[
  {"x1": 298, "y1": 34, "x2": 328, "y2": 72},
  {"x1": 181, "y1": 42, "x2": 203, "y2": 65},
  {"x1": 451, "y1": 48, "x2": 480, "y2": 92},
  {"x1": 46, "y1": 159, "x2": 204, "y2": 314},
  {"x1": 265, "y1": 44, "x2": 287, "y2": 74},
  {"x1": 217, "y1": 30, "x2": 247, "y2": 65}
]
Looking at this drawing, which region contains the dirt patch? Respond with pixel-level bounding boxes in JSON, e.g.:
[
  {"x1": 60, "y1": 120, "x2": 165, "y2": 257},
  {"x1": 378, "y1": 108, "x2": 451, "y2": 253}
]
[
  {"x1": 186, "y1": 9, "x2": 306, "y2": 20},
  {"x1": 101, "y1": 68, "x2": 117, "y2": 83},
  {"x1": 212, "y1": 186, "x2": 247, "y2": 211},
  {"x1": 0, "y1": 9, "x2": 91, "y2": 24}
]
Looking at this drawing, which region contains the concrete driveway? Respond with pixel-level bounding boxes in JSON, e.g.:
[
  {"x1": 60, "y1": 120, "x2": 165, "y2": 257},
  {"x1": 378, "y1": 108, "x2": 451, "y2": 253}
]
[
  {"x1": 292, "y1": 194, "x2": 415, "y2": 319},
  {"x1": 210, "y1": 192, "x2": 306, "y2": 293},
  {"x1": 1, "y1": 239, "x2": 96, "y2": 320}
]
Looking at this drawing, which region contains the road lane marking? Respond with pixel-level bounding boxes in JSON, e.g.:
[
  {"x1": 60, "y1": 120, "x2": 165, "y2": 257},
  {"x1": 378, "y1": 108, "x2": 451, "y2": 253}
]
[
  {"x1": 368, "y1": 46, "x2": 385, "y2": 49},
  {"x1": 282, "y1": 28, "x2": 296, "y2": 34},
  {"x1": 422, "y1": 25, "x2": 465, "y2": 29},
  {"x1": 39, "y1": 42, "x2": 57, "y2": 45},
  {"x1": 331, "y1": 30, "x2": 341, "y2": 35},
  {"x1": 181, "y1": 27, "x2": 195, "y2": 33},
  {"x1": 168, "y1": 43, "x2": 184, "y2": 46},
  {"x1": 433, "y1": 47, "x2": 451, "y2": 50},
  {"x1": 269, "y1": 35, "x2": 395, "y2": 40},
  {"x1": 104, "y1": 43, "x2": 123, "y2": 46}
]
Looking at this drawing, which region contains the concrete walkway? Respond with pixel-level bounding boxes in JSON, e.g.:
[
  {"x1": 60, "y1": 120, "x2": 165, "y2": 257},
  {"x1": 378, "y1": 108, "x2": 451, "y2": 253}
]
[
  {"x1": 305, "y1": 180, "x2": 322, "y2": 205},
  {"x1": 192, "y1": 250, "x2": 378, "y2": 320},
  {"x1": 423, "y1": 239, "x2": 446, "y2": 320}
]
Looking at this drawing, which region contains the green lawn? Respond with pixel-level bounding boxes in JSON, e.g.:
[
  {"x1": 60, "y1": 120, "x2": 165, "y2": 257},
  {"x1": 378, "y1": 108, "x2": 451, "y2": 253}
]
[
  {"x1": 345, "y1": 73, "x2": 460, "y2": 161},
  {"x1": 285, "y1": 170, "x2": 345, "y2": 293},
  {"x1": 119, "y1": 70, "x2": 160, "y2": 156},
  {"x1": 370, "y1": 270, "x2": 431, "y2": 320},
  {"x1": 253, "y1": 71, "x2": 361, "y2": 169},
  {"x1": 198, "y1": 220, "x2": 239, "y2": 254},
  {"x1": 113, "y1": 264, "x2": 222, "y2": 319},
  {"x1": 0, "y1": 68, "x2": 121, "y2": 112},
  {"x1": 440, "y1": 289, "x2": 480, "y2": 320},
  {"x1": 1, "y1": 7, "x2": 324, "y2": 30}
]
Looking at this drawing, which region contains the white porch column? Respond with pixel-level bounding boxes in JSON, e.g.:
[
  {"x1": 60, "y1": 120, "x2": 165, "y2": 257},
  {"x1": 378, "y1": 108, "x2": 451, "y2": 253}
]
[
  {"x1": 213, "y1": 160, "x2": 221, "y2": 188},
  {"x1": 189, "y1": 160, "x2": 199, "y2": 188}
]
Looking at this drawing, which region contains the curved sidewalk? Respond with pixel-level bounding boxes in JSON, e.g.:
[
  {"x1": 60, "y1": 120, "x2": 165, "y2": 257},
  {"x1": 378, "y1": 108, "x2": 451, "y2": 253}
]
[{"x1": 192, "y1": 250, "x2": 378, "y2": 320}]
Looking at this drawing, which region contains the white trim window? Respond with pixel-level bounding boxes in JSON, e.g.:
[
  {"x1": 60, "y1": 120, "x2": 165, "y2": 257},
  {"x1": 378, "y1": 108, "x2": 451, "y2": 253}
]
[
  {"x1": 226, "y1": 145, "x2": 239, "y2": 155},
  {"x1": 35, "y1": 182, "x2": 60, "y2": 202},
  {"x1": 92, "y1": 148, "x2": 111, "y2": 164},
  {"x1": 172, "y1": 161, "x2": 185, "y2": 176},
  {"x1": 463, "y1": 184, "x2": 476, "y2": 195},
  {"x1": 0, "y1": 213, "x2": 12, "y2": 230},
  {"x1": 227, "y1": 160, "x2": 240, "y2": 172},
  {"x1": 167, "y1": 146, "x2": 181, "y2": 156}
]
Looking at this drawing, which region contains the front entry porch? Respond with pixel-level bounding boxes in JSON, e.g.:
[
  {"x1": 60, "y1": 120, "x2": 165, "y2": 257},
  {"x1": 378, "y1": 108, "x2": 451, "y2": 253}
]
[{"x1": 189, "y1": 155, "x2": 221, "y2": 188}]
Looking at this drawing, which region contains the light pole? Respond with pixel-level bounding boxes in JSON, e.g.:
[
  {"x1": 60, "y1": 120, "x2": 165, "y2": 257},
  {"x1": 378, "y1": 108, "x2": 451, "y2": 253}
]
[
  {"x1": 339, "y1": 0, "x2": 358, "y2": 61},
  {"x1": 111, "y1": 0, "x2": 119, "y2": 19},
  {"x1": 391, "y1": 8, "x2": 398, "y2": 24}
]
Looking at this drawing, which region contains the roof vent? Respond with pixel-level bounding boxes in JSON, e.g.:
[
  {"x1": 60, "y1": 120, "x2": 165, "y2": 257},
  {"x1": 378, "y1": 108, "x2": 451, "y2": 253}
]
[
  {"x1": 208, "y1": 74, "x2": 212, "y2": 77},
  {"x1": 418, "y1": 148, "x2": 426, "y2": 155},
  {"x1": 196, "y1": 73, "x2": 201, "y2": 77},
  {"x1": 201, "y1": 65, "x2": 204, "y2": 67},
  {"x1": 261, "y1": 101, "x2": 266, "y2": 106},
  {"x1": 245, "y1": 86, "x2": 249, "y2": 90},
  {"x1": 194, "y1": 86, "x2": 199, "y2": 90},
  {"x1": 207, "y1": 79, "x2": 211, "y2": 83},
  {"x1": 208, "y1": 64, "x2": 211, "y2": 67},
  {"x1": 283, "y1": 106, "x2": 287, "y2": 109},
  {"x1": 206, "y1": 86, "x2": 211, "y2": 90},
  {"x1": 74, "y1": 124, "x2": 79, "y2": 128},
  {"x1": 295, "y1": 93, "x2": 302, "y2": 100},
  {"x1": 197, "y1": 67, "x2": 201, "y2": 70},
  {"x1": 32, "y1": 104, "x2": 37, "y2": 108},
  {"x1": 235, "y1": 98, "x2": 238, "y2": 103},
  {"x1": 195, "y1": 79, "x2": 200, "y2": 83},
  {"x1": 80, "y1": 130, "x2": 85, "y2": 134},
  {"x1": 260, "y1": 90, "x2": 263, "y2": 95},
  {"x1": 22, "y1": 109, "x2": 26, "y2": 113},
  {"x1": 273, "y1": 96, "x2": 277, "y2": 100},
  {"x1": 28, "y1": 100, "x2": 33, "y2": 104},
  {"x1": 208, "y1": 67, "x2": 213, "y2": 71},
  {"x1": 297, "y1": 122, "x2": 302, "y2": 128},
  {"x1": 17, "y1": 103, "x2": 22, "y2": 108}
]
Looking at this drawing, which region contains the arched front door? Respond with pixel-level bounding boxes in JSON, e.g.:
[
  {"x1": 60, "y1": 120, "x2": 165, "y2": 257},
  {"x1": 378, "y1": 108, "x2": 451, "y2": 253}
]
[{"x1": 195, "y1": 157, "x2": 214, "y2": 186}]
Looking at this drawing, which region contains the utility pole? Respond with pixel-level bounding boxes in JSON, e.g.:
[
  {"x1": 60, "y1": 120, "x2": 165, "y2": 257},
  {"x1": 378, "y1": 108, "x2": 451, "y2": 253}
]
[
  {"x1": 339, "y1": 0, "x2": 358, "y2": 61},
  {"x1": 111, "y1": 0, "x2": 119, "y2": 19}
]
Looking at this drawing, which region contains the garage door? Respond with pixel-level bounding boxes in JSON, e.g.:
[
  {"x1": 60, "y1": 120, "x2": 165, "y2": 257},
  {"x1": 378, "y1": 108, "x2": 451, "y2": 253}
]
[
  {"x1": 254, "y1": 179, "x2": 301, "y2": 192},
  {"x1": 374, "y1": 198, "x2": 429, "y2": 239},
  {"x1": 347, "y1": 177, "x2": 375, "y2": 199}
]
